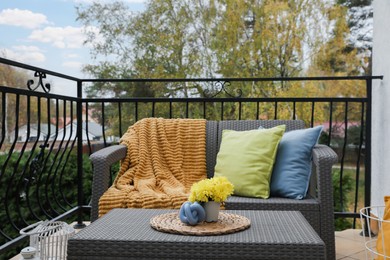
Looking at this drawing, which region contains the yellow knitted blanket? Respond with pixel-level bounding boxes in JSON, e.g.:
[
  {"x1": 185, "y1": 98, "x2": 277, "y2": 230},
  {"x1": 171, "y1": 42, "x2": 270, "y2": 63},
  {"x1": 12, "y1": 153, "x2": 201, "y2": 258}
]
[{"x1": 98, "y1": 118, "x2": 207, "y2": 217}]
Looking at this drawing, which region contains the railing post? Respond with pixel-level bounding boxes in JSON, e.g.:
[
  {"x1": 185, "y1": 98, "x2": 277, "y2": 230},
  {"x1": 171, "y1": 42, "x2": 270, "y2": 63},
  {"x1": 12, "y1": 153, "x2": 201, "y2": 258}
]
[
  {"x1": 360, "y1": 78, "x2": 372, "y2": 237},
  {"x1": 74, "y1": 80, "x2": 86, "y2": 228},
  {"x1": 365, "y1": 78, "x2": 372, "y2": 210}
]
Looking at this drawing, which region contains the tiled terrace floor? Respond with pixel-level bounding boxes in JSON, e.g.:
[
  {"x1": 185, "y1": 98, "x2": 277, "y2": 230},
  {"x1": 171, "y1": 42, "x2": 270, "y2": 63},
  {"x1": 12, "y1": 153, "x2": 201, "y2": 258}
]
[
  {"x1": 336, "y1": 229, "x2": 367, "y2": 259},
  {"x1": 10, "y1": 228, "x2": 369, "y2": 259}
]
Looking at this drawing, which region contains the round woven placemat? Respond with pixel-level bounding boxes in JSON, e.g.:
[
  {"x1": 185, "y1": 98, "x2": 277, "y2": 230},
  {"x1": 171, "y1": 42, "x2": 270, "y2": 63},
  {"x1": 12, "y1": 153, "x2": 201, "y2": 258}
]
[{"x1": 150, "y1": 212, "x2": 251, "y2": 236}]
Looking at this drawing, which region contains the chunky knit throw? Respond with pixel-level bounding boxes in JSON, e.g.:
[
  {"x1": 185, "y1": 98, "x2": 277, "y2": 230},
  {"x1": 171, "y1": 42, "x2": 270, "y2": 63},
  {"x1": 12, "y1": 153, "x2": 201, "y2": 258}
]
[{"x1": 98, "y1": 118, "x2": 207, "y2": 217}]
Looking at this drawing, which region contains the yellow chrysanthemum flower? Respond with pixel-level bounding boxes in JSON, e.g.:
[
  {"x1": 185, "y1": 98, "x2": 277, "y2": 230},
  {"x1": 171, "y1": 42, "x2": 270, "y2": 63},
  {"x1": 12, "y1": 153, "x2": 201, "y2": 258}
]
[{"x1": 189, "y1": 176, "x2": 234, "y2": 203}]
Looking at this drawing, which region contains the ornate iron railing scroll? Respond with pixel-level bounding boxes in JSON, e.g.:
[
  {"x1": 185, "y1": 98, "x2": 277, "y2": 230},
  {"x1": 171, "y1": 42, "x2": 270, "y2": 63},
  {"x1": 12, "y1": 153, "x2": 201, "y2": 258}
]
[
  {"x1": 27, "y1": 71, "x2": 51, "y2": 93},
  {"x1": 202, "y1": 81, "x2": 242, "y2": 98}
]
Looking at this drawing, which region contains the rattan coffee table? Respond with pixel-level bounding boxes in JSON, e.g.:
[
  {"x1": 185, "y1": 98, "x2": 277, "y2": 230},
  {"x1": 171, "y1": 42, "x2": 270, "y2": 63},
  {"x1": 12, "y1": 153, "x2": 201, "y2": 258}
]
[{"x1": 67, "y1": 209, "x2": 325, "y2": 259}]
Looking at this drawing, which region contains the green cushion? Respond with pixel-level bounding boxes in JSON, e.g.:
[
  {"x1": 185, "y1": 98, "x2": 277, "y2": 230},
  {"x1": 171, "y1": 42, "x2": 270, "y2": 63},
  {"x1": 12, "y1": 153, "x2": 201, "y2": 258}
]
[{"x1": 214, "y1": 125, "x2": 285, "y2": 198}]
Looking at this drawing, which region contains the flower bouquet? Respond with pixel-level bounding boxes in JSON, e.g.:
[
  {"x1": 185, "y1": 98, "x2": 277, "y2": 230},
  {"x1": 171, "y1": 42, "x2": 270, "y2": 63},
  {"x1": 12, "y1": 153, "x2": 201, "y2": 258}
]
[
  {"x1": 188, "y1": 176, "x2": 234, "y2": 203},
  {"x1": 180, "y1": 176, "x2": 234, "y2": 224}
]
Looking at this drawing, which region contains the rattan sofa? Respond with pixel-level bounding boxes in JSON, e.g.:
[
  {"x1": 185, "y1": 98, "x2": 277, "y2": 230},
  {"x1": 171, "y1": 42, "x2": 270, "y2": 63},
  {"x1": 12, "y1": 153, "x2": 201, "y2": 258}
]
[{"x1": 89, "y1": 120, "x2": 338, "y2": 260}]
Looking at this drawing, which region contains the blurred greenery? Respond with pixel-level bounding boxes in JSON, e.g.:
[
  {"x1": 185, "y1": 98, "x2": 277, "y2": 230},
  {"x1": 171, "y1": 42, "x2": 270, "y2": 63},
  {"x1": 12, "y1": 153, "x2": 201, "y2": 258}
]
[
  {"x1": 333, "y1": 168, "x2": 357, "y2": 231},
  {"x1": 0, "y1": 149, "x2": 92, "y2": 259}
]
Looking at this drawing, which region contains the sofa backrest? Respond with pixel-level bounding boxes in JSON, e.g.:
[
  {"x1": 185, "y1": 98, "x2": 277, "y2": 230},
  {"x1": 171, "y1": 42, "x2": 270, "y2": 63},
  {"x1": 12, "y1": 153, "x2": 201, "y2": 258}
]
[
  {"x1": 206, "y1": 121, "x2": 219, "y2": 178},
  {"x1": 206, "y1": 120, "x2": 305, "y2": 178}
]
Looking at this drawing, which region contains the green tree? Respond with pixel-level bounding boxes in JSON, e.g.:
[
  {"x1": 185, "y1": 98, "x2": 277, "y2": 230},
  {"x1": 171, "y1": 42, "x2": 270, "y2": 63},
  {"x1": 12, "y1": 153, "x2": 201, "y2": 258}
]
[
  {"x1": 0, "y1": 150, "x2": 93, "y2": 258},
  {"x1": 304, "y1": 3, "x2": 368, "y2": 128},
  {"x1": 77, "y1": 0, "x2": 331, "y2": 95},
  {"x1": 77, "y1": 0, "x2": 334, "y2": 124},
  {"x1": 76, "y1": 0, "x2": 371, "y2": 130},
  {"x1": 333, "y1": 169, "x2": 355, "y2": 230},
  {"x1": 213, "y1": 1, "x2": 327, "y2": 85},
  {"x1": 338, "y1": 0, "x2": 372, "y2": 75},
  {"x1": 0, "y1": 64, "x2": 36, "y2": 143},
  {"x1": 78, "y1": 1, "x2": 204, "y2": 98}
]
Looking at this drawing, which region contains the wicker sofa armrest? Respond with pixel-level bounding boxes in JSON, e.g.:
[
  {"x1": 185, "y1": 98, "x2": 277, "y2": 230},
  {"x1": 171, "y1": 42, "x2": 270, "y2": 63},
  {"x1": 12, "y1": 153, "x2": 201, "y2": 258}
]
[
  {"x1": 311, "y1": 144, "x2": 338, "y2": 259},
  {"x1": 311, "y1": 144, "x2": 338, "y2": 199},
  {"x1": 89, "y1": 144, "x2": 127, "y2": 222}
]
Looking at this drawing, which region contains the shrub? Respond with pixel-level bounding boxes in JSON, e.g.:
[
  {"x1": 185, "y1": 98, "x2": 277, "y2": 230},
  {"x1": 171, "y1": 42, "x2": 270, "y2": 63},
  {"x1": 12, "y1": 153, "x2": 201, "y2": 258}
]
[{"x1": 332, "y1": 169, "x2": 354, "y2": 231}]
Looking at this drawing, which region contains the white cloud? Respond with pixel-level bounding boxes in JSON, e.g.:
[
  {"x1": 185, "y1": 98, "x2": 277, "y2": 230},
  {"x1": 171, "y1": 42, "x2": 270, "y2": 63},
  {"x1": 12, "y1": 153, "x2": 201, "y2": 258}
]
[
  {"x1": 65, "y1": 53, "x2": 80, "y2": 59},
  {"x1": 0, "y1": 9, "x2": 48, "y2": 29},
  {"x1": 1, "y1": 46, "x2": 46, "y2": 63},
  {"x1": 28, "y1": 26, "x2": 87, "y2": 49},
  {"x1": 62, "y1": 61, "x2": 83, "y2": 69}
]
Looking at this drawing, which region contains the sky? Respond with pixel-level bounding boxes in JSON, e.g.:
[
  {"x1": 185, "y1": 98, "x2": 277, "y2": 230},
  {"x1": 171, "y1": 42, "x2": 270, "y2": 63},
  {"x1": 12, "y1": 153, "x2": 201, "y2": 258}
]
[{"x1": 0, "y1": 0, "x2": 145, "y2": 96}]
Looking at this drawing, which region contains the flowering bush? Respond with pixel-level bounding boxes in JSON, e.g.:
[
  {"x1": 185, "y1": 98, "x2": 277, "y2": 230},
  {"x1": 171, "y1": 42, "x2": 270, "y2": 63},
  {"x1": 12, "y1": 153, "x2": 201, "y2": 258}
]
[{"x1": 188, "y1": 176, "x2": 234, "y2": 203}]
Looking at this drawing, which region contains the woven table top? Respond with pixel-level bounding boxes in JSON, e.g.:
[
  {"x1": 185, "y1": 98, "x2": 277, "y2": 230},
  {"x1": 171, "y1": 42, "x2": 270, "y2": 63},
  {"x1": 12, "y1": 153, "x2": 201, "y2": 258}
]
[
  {"x1": 150, "y1": 212, "x2": 251, "y2": 235},
  {"x1": 68, "y1": 209, "x2": 326, "y2": 260}
]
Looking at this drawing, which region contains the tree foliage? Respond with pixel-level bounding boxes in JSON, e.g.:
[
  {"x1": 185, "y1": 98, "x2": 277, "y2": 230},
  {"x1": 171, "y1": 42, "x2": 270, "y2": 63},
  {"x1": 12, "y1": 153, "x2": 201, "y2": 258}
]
[
  {"x1": 338, "y1": 0, "x2": 373, "y2": 74},
  {"x1": 77, "y1": 0, "x2": 332, "y2": 97},
  {"x1": 0, "y1": 64, "x2": 39, "y2": 142},
  {"x1": 0, "y1": 150, "x2": 93, "y2": 259},
  {"x1": 76, "y1": 0, "x2": 372, "y2": 129}
]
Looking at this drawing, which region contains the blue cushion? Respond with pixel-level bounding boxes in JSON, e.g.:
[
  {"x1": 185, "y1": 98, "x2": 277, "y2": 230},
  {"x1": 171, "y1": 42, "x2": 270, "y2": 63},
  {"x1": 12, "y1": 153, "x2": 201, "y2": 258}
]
[{"x1": 270, "y1": 126, "x2": 323, "y2": 199}]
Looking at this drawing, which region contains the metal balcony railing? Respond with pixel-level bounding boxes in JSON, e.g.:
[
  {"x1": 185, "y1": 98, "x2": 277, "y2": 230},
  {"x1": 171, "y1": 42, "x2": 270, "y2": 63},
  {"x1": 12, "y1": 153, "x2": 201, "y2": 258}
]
[{"x1": 0, "y1": 57, "x2": 383, "y2": 256}]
